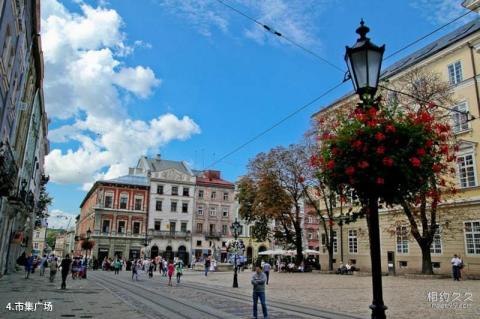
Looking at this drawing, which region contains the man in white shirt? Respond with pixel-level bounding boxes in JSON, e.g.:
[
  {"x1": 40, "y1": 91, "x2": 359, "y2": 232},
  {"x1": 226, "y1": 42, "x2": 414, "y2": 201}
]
[{"x1": 451, "y1": 254, "x2": 462, "y2": 281}]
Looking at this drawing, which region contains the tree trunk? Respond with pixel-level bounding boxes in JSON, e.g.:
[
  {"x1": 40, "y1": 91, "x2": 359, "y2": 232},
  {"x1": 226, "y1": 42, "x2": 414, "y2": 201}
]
[
  {"x1": 420, "y1": 242, "x2": 434, "y2": 275},
  {"x1": 328, "y1": 248, "x2": 334, "y2": 271},
  {"x1": 295, "y1": 228, "x2": 304, "y2": 265}
]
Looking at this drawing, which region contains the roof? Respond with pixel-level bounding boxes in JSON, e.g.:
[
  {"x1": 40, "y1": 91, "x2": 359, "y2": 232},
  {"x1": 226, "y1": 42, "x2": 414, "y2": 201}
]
[
  {"x1": 195, "y1": 170, "x2": 235, "y2": 188},
  {"x1": 100, "y1": 175, "x2": 149, "y2": 187},
  {"x1": 143, "y1": 157, "x2": 192, "y2": 175},
  {"x1": 311, "y1": 17, "x2": 480, "y2": 118}
]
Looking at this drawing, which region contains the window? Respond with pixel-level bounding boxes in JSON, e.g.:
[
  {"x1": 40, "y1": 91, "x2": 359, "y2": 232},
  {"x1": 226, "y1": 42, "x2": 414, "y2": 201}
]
[
  {"x1": 430, "y1": 225, "x2": 442, "y2": 255},
  {"x1": 307, "y1": 232, "x2": 313, "y2": 240},
  {"x1": 396, "y1": 225, "x2": 409, "y2": 254},
  {"x1": 34, "y1": 243, "x2": 38, "y2": 249},
  {"x1": 332, "y1": 231, "x2": 337, "y2": 254},
  {"x1": 171, "y1": 202, "x2": 177, "y2": 212},
  {"x1": 223, "y1": 192, "x2": 229, "y2": 201},
  {"x1": 222, "y1": 225, "x2": 228, "y2": 235},
  {"x1": 198, "y1": 190, "x2": 204, "y2": 198},
  {"x1": 104, "y1": 194, "x2": 113, "y2": 208},
  {"x1": 2, "y1": 26, "x2": 12, "y2": 74},
  {"x1": 119, "y1": 194, "x2": 128, "y2": 209},
  {"x1": 451, "y1": 102, "x2": 469, "y2": 133},
  {"x1": 209, "y1": 207, "x2": 216, "y2": 216},
  {"x1": 211, "y1": 191, "x2": 216, "y2": 199},
  {"x1": 307, "y1": 216, "x2": 313, "y2": 224},
  {"x1": 182, "y1": 202, "x2": 188, "y2": 213},
  {"x1": 156, "y1": 200, "x2": 163, "y2": 211},
  {"x1": 249, "y1": 226, "x2": 254, "y2": 236},
  {"x1": 348, "y1": 229, "x2": 358, "y2": 254},
  {"x1": 222, "y1": 241, "x2": 226, "y2": 247},
  {"x1": 181, "y1": 222, "x2": 187, "y2": 232},
  {"x1": 171, "y1": 186, "x2": 178, "y2": 196},
  {"x1": 209, "y1": 224, "x2": 216, "y2": 234},
  {"x1": 399, "y1": 261, "x2": 408, "y2": 268},
  {"x1": 457, "y1": 152, "x2": 477, "y2": 188},
  {"x1": 102, "y1": 220, "x2": 110, "y2": 233},
  {"x1": 222, "y1": 207, "x2": 229, "y2": 217},
  {"x1": 133, "y1": 222, "x2": 140, "y2": 234},
  {"x1": 183, "y1": 188, "x2": 189, "y2": 196},
  {"x1": 321, "y1": 233, "x2": 326, "y2": 246},
  {"x1": 134, "y1": 198, "x2": 143, "y2": 210},
  {"x1": 448, "y1": 61, "x2": 463, "y2": 85},
  {"x1": 35, "y1": 231, "x2": 39, "y2": 238},
  {"x1": 432, "y1": 262, "x2": 441, "y2": 269},
  {"x1": 118, "y1": 221, "x2": 126, "y2": 233},
  {"x1": 196, "y1": 240, "x2": 202, "y2": 246},
  {"x1": 197, "y1": 205, "x2": 204, "y2": 215},
  {"x1": 157, "y1": 185, "x2": 164, "y2": 194},
  {"x1": 196, "y1": 223, "x2": 203, "y2": 233},
  {"x1": 154, "y1": 221, "x2": 161, "y2": 231},
  {"x1": 170, "y1": 222, "x2": 176, "y2": 233},
  {"x1": 464, "y1": 221, "x2": 480, "y2": 254}
]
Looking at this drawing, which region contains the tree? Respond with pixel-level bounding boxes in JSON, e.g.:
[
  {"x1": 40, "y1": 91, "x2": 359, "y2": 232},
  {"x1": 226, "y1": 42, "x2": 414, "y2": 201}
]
[{"x1": 238, "y1": 145, "x2": 307, "y2": 264}]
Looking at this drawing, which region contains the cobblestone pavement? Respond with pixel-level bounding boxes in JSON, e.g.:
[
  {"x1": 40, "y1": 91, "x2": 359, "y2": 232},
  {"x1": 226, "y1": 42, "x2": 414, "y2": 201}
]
[
  {"x1": 182, "y1": 269, "x2": 480, "y2": 319},
  {"x1": 0, "y1": 270, "x2": 145, "y2": 319}
]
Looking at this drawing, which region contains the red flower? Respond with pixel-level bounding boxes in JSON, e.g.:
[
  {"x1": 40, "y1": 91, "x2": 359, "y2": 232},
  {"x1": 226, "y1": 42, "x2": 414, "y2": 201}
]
[
  {"x1": 375, "y1": 132, "x2": 386, "y2": 141},
  {"x1": 376, "y1": 177, "x2": 384, "y2": 185},
  {"x1": 382, "y1": 157, "x2": 394, "y2": 167},
  {"x1": 440, "y1": 144, "x2": 449, "y2": 154},
  {"x1": 331, "y1": 147, "x2": 340, "y2": 156},
  {"x1": 367, "y1": 120, "x2": 378, "y2": 127},
  {"x1": 345, "y1": 166, "x2": 355, "y2": 175},
  {"x1": 358, "y1": 161, "x2": 369, "y2": 169},
  {"x1": 327, "y1": 160, "x2": 335, "y2": 170},
  {"x1": 385, "y1": 125, "x2": 396, "y2": 133},
  {"x1": 309, "y1": 155, "x2": 318, "y2": 167},
  {"x1": 376, "y1": 146, "x2": 385, "y2": 155},
  {"x1": 352, "y1": 140, "x2": 363, "y2": 149},
  {"x1": 410, "y1": 157, "x2": 421, "y2": 167},
  {"x1": 368, "y1": 107, "x2": 378, "y2": 118},
  {"x1": 425, "y1": 140, "x2": 433, "y2": 148},
  {"x1": 417, "y1": 111, "x2": 433, "y2": 123},
  {"x1": 355, "y1": 113, "x2": 367, "y2": 122},
  {"x1": 417, "y1": 148, "x2": 426, "y2": 156},
  {"x1": 432, "y1": 164, "x2": 442, "y2": 173}
]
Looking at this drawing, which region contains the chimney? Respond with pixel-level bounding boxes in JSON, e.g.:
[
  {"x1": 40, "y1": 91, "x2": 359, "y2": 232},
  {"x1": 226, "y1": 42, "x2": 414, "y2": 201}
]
[{"x1": 155, "y1": 153, "x2": 161, "y2": 160}]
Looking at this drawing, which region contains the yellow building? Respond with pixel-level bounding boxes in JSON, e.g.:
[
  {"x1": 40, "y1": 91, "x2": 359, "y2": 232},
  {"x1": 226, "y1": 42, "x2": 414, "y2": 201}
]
[
  {"x1": 32, "y1": 227, "x2": 47, "y2": 257},
  {"x1": 312, "y1": 18, "x2": 480, "y2": 276}
]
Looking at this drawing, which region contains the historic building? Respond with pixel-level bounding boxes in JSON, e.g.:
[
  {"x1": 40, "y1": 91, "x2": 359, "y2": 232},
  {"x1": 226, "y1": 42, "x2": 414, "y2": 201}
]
[
  {"x1": 133, "y1": 155, "x2": 195, "y2": 264},
  {"x1": 77, "y1": 175, "x2": 149, "y2": 262},
  {"x1": 0, "y1": 0, "x2": 49, "y2": 276},
  {"x1": 192, "y1": 170, "x2": 235, "y2": 262},
  {"x1": 312, "y1": 18, "x2": 480, "y2": 275},
  {"x1": 32, "y1": 226, "x2": 46, "y2": 257},
  {"x1": 304, "y1": 203, "x2": 320, "y2": 251}
]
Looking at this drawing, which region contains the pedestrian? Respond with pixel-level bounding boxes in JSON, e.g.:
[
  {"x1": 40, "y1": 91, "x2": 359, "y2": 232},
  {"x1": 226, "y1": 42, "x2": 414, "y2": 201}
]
[
  {"x1": 39, "y1": 254, "x2": 48, "y2": 276},
  {"x1": 148, "y1": 259, "x2": 154, "y2": 278},
  {"x1": 24, "y1": 253, "x2": 34, "y2": 279},
  {"x1": 114, "y1": 258, "x2": 121, "y2": 275},
  {"x1": 162, "y1": 259, "x2": 168, "y2": 277},
  {"x1": 49, "y1": 257, "x2": 58, "y2": 283},
  {"x1": 251, "y1": 265, "x2": 268, "y2": 319},
  {"x1": 451, "y1": 254, "x2": 462, "y2": 281},
  {"x1": 175, "y1": 259, "x2": 184, "y2": 284},
  {"x1": 263, "y1": 261, "x2": 271, "y2": 285},
  {"x1": 204, "y1": 256, "x2": 211, "y2": 277},
  {"x1": 60, "y1": 254, "x2": 72, "y2": 289},
  {"x1": 458, "y1": 255, "x2": 465, "y2": 280},
  {"x1": 167, "y1": 260, "x2": 175, "y2": 286}
]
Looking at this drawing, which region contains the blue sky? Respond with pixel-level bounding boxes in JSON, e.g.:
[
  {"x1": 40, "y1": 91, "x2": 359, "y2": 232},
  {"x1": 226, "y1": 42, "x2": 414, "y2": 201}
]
[{"x1": 43, "y1": 0, "x2": 475, "y2": 228}]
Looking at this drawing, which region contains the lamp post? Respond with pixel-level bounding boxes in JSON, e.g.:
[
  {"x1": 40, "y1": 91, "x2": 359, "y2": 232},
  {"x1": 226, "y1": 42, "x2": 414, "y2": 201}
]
[
  {"x1": 86, "y1": 228, "x2": 91, "y2": 258},
  {"x1": 345, "y1": 20, "x2": 387, "y2": 319},
  {"x1": 230, "y1": 218, "x2": 242, "y2": 288}
]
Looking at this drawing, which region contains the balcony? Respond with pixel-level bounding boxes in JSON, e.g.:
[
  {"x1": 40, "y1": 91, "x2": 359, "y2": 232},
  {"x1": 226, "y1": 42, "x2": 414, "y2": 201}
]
[
  {"x1": 0, "y1": 142, "x2": 18, "y2": 197},
  {"x1": 93, "y1": 229, "x2": 146, "y2": 239},
  {"x1": 94, "y1": 203, "x2": 146, "y2": 212},
  {"x1": 204, "y1": 231, "x2": 222, "y2": 240},
  {"x1": 149, "y1": 230, "x2": 191, "y2": 239}
]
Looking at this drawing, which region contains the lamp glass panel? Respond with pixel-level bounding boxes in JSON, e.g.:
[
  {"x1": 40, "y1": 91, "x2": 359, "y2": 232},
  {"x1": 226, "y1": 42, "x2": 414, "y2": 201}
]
[
  {"x1": 351, "y1": 50, "x2": 368, "y2": 89},
  {"x1": 367, "y1": 49, "x2": 382, "y2": 88}
]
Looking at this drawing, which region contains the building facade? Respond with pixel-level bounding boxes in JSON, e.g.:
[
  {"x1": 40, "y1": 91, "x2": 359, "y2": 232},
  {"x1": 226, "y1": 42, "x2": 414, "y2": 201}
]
[
  {"x1": 77, "y1": 175, "x2": 149, "y2": 262},
  {"x1": 134, "y1": 155, "x2": 195, "y2": 264},
  {"x1": 313, "y1": 18, "x2": 480, "y2": 275},
  {"x1": 0, "y1": 0, "x2": 49, "y2": 276},
  {"x1": 192, "y1": 170, "x2": 235, "y2": 262},
  {"x1": 31, "y1": 226, "x2": 46, "y2": 257}
]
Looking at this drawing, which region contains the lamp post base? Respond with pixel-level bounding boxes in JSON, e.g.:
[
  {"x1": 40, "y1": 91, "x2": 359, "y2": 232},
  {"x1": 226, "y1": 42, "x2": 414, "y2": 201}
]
[
  {"x1": 233, "y1": 271, "x2": 238, "y2": 288},
  {"x1": 369, "y1": 304, "x2": 387, "y2": 319}
]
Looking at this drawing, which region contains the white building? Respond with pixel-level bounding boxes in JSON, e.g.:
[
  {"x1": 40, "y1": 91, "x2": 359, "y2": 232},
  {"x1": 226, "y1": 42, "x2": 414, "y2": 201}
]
[{"x1": 132, "y1": 155, "x2": 195, "y2": 263}]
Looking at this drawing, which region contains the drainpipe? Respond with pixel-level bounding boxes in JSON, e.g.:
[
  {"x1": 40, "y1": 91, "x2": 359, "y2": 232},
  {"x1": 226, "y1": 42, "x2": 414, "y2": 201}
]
[{"x1": 468, "y1": 43, "x2": 480, "y2": 116}]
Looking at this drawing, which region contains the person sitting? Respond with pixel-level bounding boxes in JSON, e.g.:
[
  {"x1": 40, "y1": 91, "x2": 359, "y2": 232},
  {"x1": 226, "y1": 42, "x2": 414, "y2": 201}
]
[{"x1": 337, "y1": 261, "x2": 347, "y2": 274}]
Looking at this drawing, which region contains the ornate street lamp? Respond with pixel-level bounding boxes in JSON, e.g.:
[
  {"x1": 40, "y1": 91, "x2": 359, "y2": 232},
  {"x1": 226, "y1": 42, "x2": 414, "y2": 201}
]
[
  {"x1": 86, "y1": 228, "x2": 91, "y2": 240},
  {"x1": 345, "y1": 20, "x2": 387, "y2": 319},
  {"x1": 230, "y1": 218, "x2": 242, "y2": 288},
  {"x1": 345, "y1": 19, "x2": 385, "y2": 99}
]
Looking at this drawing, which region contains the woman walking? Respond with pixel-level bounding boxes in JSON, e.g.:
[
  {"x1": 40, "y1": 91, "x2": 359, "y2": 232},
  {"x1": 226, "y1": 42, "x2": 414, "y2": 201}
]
[
  {"x1": 167, "y1": 260, "x2": 175, "y2": 286},
  {"x1": 49, "y1": 257, "x2": 58, "y2": 283},
  {"x1": 132, "y1": 259, "x2": 139, "y2": 281},
  {"x1": 175, "y1": 259, "x2": 184, "y2": 284}
]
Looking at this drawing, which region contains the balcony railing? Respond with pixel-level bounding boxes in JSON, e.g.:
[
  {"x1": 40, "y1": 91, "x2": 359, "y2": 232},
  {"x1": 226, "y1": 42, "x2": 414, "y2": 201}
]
[
  {"x1": 94, "y1": 203, "x2": 146, "y2": 212},
  {"x1": 0, "y1": 142, "x2": 18, "y2": 197},
  {"x1": 149, "y1": 230, "x2": 191, "y2": 239},
  {"x1": 204, "y1": 231, "x2": 223, "y2": 240}
]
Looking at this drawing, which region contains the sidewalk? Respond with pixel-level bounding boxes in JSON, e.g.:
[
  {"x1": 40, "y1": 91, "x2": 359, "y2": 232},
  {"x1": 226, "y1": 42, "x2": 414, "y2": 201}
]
[{"x1": 0, "y1": 269, "x2": 145, "y2": 319}]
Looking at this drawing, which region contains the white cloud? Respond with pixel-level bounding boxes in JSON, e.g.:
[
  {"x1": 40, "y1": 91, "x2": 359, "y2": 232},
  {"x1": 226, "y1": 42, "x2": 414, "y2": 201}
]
[
  {"x1": 409, "y1": 0, "x2": 470, "y2": 25},
  {"x1": 47, "y1": 209, "x2": 77, "y2": 230},
  {"x1": 42, "y1": 0, "x2": 201, "y2": 189}
]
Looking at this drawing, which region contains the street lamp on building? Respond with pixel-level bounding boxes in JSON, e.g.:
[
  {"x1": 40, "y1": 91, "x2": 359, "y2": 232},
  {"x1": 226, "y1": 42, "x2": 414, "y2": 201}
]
[
  {"x1": 230, "y1": 218, "x2": 242, "y2": 288},
  {"x1": 345, "y1": 20, "x2": 386, "y2": 319}
]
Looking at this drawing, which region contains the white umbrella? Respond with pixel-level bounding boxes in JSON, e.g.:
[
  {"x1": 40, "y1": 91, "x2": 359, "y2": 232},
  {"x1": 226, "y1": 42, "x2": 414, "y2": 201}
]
[
  {"x1": 303, "y1": 249, "x2": 320, "y2": 255},
  {"x1": 283, "y1": 250, "x2": 297, "y2": 256},
  {"x1": 271, "y1": 249, "x2": 286, "y2": 255},
  {"x1": 258, "y1": 250, "x2": 275, "y2": 255}
]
